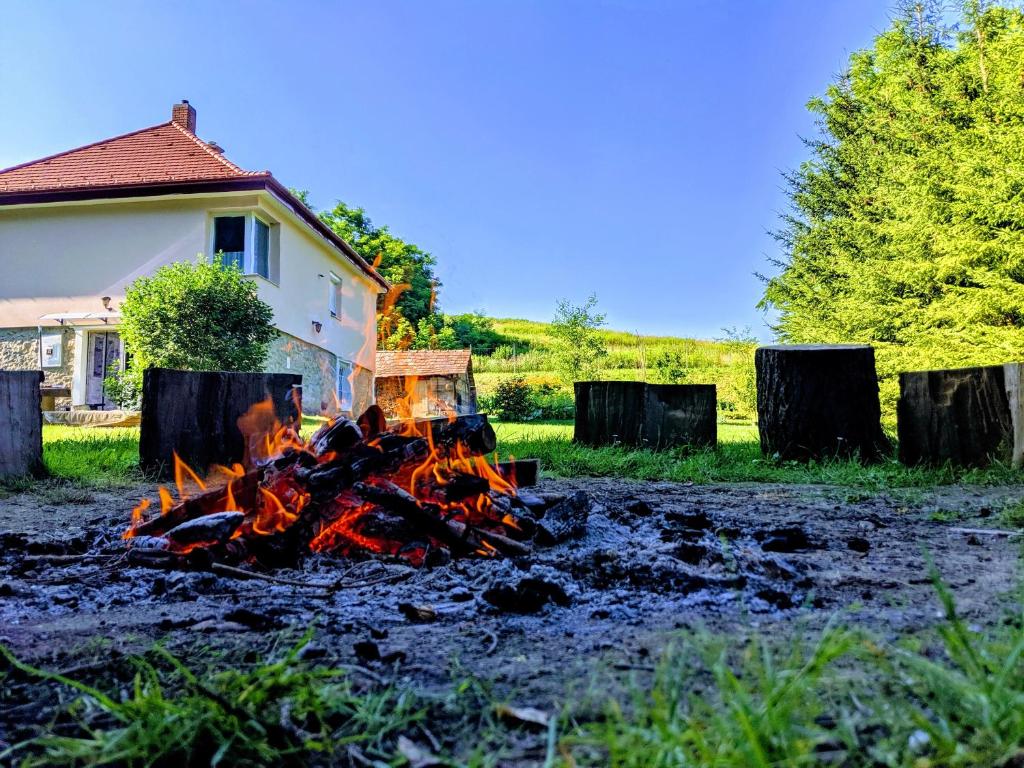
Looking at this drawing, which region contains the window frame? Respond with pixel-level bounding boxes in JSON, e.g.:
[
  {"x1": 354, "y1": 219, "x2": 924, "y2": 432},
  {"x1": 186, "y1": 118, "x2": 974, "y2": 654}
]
[
  {"x1": 336, "y1": 358, "x2": 354, "y2": 412},
  {"x1": 328, "y1": 272, "x2": 342, "y2": 320},
  {"x1": 210, "y1": 211, "x2": 275, "y2": 283}
]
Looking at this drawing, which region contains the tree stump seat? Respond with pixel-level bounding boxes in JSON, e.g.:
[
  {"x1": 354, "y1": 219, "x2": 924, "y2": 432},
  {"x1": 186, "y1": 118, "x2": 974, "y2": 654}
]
[
  {"x1": 574, "y1": 381, "x2": 717, "y2": 450},
  {"x1": 897, "y1": 363, "x2": 1024, "y2": 468},
  {"x1": 755, "y1": 344, "x2": 890, "y2": 462}
]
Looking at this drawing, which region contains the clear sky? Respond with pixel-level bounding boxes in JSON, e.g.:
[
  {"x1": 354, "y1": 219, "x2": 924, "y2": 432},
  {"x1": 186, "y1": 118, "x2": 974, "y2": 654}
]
[{"x1": 0, "y1": 0, "x2": 896, "y2": 340}]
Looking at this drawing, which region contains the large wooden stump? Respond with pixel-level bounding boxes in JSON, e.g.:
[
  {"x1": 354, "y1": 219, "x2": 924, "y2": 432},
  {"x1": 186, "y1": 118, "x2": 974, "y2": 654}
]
[
  {"x1": 140, "y1": 368, "x2": 302, "y2": 479},
  {"x1": 898, "y1": 363, "x2": 1024, "y2": 468},
  {"x1": 574, "y1": 381, "x2": 717, "y2": 449},
  {"x1": 756, "y1": 345, "x2": 890, "y2": 462},
  {"x1": 0, "y1": 370, "x2": 43, "y2": 478}
]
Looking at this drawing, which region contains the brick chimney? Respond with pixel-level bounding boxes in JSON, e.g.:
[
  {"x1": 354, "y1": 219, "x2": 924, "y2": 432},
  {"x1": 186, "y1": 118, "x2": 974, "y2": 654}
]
[{"x1": 171, "y1": 100, "x2": 197, "y2": 133}]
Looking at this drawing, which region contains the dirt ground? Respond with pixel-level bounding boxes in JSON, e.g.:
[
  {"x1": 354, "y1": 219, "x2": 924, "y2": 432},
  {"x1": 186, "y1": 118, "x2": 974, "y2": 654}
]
[{"x1": 2, "y1": 477, "x2": 1022, "y2": 753}]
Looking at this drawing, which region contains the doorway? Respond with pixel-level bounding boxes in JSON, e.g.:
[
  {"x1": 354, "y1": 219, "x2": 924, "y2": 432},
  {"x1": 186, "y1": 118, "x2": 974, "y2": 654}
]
[{"x1": 85, "y1": 331, "x2": 123, "y2": 409}]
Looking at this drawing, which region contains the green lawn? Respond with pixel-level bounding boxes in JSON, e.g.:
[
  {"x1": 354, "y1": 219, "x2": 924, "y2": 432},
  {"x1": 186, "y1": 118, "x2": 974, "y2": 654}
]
[
  {"x1": 491, "y1": 419, "x2": 1024, "y2": 489},
  {"x1": 32, "y1": 417, "x2": 1024, "y2": 490}
]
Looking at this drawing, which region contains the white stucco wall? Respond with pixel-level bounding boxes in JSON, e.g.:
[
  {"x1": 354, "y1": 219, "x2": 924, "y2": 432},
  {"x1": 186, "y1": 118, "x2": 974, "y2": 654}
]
[{"x1": 0, "y1": 191, "x2": 381, "y2": 371}]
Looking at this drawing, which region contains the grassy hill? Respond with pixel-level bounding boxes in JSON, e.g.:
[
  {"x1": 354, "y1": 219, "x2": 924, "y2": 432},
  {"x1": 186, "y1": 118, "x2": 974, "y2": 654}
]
[{"x1": 471, "y1": 318, "x2": 757, "y2": 421}]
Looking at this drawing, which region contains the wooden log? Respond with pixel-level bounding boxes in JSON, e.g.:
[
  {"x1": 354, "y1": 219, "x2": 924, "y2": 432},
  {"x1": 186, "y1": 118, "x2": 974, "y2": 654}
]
[
  {"x1": 573, "y1": 382, "x2": 717, "y2": 449},
  {"x1": 496, "y1": 458, "x2": 540, "y2": 487},
  {"x1": 139, "y1": 368, "x2": 302, "y2": 479},
  {"x1": 755, "y1": 345, "x2": 890, "y2": 462},
  {"x1": 0, "y1": 370, "x2": 43, "y2": 479},
  {"x1": 644, "y1": 384, "x2": 717, "y2": 449},
  {"x1": 897, "y1": 363, "x2": 1024, "y2": 468}
]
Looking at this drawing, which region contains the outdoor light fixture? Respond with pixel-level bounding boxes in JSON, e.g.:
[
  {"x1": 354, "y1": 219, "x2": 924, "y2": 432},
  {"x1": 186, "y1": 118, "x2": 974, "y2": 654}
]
[
  {"x1": 101, "y1": 296, "x2": 112, "y2": 310},
  {"x1": 312, "y1": 320, "x2": 323, "y2": 333}
]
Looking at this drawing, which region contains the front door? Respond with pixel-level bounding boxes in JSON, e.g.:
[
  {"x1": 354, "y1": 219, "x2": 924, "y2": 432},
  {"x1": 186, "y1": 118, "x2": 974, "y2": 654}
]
[{"x1": 85, "y1": 331, "x2": 122, "y2": 409}]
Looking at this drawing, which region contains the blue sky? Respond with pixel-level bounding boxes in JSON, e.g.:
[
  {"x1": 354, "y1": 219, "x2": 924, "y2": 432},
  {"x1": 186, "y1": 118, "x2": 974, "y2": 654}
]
[{"x1": 0, "y1": 0, "x2": 896, "y2": 340}]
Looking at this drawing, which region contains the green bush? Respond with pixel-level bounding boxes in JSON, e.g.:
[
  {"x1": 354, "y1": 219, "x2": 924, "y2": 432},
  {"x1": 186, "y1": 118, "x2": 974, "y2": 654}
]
[
  {"x1": 489, "y1": 377, "x2": 536, "y2": 421},
  {"x1": 116, "y1": 257, "x2": 276, "y2": 394}
]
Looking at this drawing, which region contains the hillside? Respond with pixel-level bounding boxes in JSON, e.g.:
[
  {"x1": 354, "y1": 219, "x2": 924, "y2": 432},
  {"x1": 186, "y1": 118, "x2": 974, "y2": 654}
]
[{"x1": 471, "y1": 318, "x2": 757, "y2": 421}]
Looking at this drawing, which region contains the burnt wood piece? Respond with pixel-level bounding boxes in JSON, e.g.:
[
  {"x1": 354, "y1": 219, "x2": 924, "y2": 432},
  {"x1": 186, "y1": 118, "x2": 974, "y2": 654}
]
[
  {"x1": 139, "y1": 368, "x2": 302, "y2": 479},
  {"x1": 133, "y1": 469, "x2": 265, "y2": 537},
  {"x1": 0, "y1": 370, "x2": 43, "y2": 479},
  {"x1": 495, "y1": 459, "x2": 540, "y2": 487},
  {"x1": 308, "y1": 418, "x2": 363, "y2": 457},
  {"x1": 353, "y1": 481, "x2": 530, "y2": 558},
  {"x1": 898, "y1": 363, "x2": 1024, "y2": 468},
  {"x1": 415, "y1": 414, "x2": 497, "y2": 455},
  {"x1": 535, "y1": 490, "x2": 591, "y2": 546},
  {"x1": 573, "y1": 382, "x2": 717, "y2": 449},
  {"x1": 755, "y1": 345, "x2": 890, "y2": 462}
]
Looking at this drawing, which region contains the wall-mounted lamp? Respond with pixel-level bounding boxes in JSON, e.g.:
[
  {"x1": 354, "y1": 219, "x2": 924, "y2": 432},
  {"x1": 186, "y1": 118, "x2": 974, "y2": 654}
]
[
  {"x1": 312, "y1": 320, "x2": 323, "y2": 334},
  {"x1": 101, "y1": 296, "x2": 112, "y2": 310}
]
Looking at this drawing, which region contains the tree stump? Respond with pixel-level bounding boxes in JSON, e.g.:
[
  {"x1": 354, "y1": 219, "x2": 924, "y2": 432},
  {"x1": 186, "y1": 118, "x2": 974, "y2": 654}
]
[
  {"x1": 755, "y1": 345, "x2": 890, "y2": 462},
  {"x1": 0, "y1": 370, "x2": 43, "y2": 478},
  {"x1": 574, "y1": 381, "x2": 717, "y2": 450},
  {"x1": 897, "y1": 363, "x2": 1024, "y2": 468},
  {"x1": 140, "y1": 368, "x2": 302, "y2": 479}
]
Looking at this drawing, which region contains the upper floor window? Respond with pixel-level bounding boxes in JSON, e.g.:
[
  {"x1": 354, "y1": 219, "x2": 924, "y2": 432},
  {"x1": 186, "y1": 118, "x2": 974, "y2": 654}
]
[
  {"x1": 212, "y1": 213, "x2": 275, "y2": 281},
  {"x1": 329, "y1": 273, "x2": 342, "y2": 319}
]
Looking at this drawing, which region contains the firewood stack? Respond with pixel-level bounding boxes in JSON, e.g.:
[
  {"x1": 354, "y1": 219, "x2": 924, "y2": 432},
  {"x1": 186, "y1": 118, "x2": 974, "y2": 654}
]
[{"x1": 125, "y1": 405, "x2": 586, "y2": 571}]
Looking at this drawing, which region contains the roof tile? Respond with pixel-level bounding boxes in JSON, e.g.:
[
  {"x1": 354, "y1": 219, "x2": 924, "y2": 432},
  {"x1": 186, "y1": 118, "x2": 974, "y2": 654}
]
[
  {"x1": 375, "y1": 349, "x2": 472, "y2": 378},
  {"x1": 0, "y1": 122, "x2": 267, "y2": 193}
]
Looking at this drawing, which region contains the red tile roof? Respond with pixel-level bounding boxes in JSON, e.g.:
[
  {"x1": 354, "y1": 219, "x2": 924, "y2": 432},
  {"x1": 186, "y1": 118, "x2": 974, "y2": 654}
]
[
  {"x1": 0, "y1": 109, "x2": 390, "y2": 290},
  {"x1": 376, "y1": 349, "x2": 473, "y2": 378},
  {"x1": 0, "y1": 121, "x2": 267, "y2": 193}
]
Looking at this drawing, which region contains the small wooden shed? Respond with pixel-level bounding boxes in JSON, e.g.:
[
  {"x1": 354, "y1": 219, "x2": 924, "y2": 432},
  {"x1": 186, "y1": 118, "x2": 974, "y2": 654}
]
[{"x1": 375, "y1": 349, "x2": 477, "y2": 419}]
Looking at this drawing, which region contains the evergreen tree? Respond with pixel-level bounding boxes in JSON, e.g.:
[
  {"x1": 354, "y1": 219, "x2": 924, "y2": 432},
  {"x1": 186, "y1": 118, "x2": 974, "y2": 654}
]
[{"x1": 761, "y1": 1, "x2": 1024, "y2": 412}]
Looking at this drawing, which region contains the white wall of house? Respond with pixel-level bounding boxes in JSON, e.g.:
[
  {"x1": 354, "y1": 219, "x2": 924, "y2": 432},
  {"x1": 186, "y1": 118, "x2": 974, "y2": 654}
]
[{"x1": 0, "y1": 190, "x2": 382, "y2": 406}]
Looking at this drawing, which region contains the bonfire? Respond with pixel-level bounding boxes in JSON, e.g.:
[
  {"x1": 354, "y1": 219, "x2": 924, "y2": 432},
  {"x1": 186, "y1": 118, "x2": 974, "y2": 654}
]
[{"x1": 123, "y1": 397, "x2": 584, "y2": 573}]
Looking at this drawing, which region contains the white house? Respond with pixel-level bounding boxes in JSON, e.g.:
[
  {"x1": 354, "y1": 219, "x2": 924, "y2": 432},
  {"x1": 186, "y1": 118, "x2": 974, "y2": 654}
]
[{"x1": 0, "y1": 101, "x2": 387, "y2": 415}]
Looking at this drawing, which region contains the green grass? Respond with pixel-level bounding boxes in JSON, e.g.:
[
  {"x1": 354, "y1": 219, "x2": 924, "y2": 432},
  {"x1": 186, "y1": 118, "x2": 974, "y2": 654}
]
[
  {"x1": 8, "y1": 581, "x2": 1024, "y2": 766},
  {"x1": 30, "y1": 417, "x2": 1024, "y2": 489},
  {"x1": 1, "y1": 634, "x2": 424, "y2": 767},
  {"x1": 563, "y1": 580, "x2": 1024, "y2": 767},
  {"x1": 492, "y1": 420, "x2": 1024, "y2": 488},
  {"x1": 41, "y1": 425, "x2": 142, "y2": 485}
]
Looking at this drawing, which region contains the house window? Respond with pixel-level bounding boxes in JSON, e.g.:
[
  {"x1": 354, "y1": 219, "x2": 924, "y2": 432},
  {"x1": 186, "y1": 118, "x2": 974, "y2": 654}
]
[
  {"x1": 211, "y1": 213, "x2": 274, "y2": 280},
  {"x1": 213, "y1": 216, "x2": 246, "y2": 271},
  {"x1": 253, "y1": 218, "x2": 270, "y2": 279},
  {"x1": 329, "y1": 273, "x2": 342, "y2": 319},
  {"x1": 337, "y1": 359, "x2": 353, "y2": 412}
]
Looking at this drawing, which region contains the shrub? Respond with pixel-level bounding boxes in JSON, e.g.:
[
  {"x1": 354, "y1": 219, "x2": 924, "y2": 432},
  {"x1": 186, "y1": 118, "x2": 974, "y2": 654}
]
[
  {"x1": 116, "y1": 257, "x2": 276, "y2": 395},
  {"x1": 551, "y1": 294, "x2": 608, "y2": 385},
  {"x1": 490, "y1": 377, "x2": 536, "y2": 421}
]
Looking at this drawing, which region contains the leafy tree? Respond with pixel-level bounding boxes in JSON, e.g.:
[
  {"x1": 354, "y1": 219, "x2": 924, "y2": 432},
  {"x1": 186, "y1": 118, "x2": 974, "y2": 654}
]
[
  {"x1": 318, "y1": 201, "x2": 439, "y2": 328},
  {"x1": 550, "y1": 294, "x2": 608, "y2": 385},
  {"x1": 108, "y1": 258, "x2": 275, "y2": 406},
  {"x1": 760, "y1": 1, "x2": 1024, "y2": 412},
  {"x1": 649, "y1": 351, "x2": 689, "y2": 384}
]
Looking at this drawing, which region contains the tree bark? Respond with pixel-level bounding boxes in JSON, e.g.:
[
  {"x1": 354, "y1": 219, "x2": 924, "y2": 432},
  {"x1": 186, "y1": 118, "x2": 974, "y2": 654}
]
[
  {"x1": 897, "y1": 363, "x2": 1024, "y2": 468},
  {"x1": 574, "y1": 382, "x2": 716, "y2": 450},
  {"x1": 755, "y1": 345, "x2": 890, "y2": 462},
  {"x1": 139, "y1": 368, "x2": 302, "y2": 479},
  {"x1": 0, "y1": 370, "x2": 43, "y2": 479}
]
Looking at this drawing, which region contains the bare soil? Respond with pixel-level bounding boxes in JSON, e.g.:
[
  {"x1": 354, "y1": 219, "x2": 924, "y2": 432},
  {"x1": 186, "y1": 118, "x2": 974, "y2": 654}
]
[{"x1": 2, "y1": 477, "x2": 1022, "y2": 748}]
